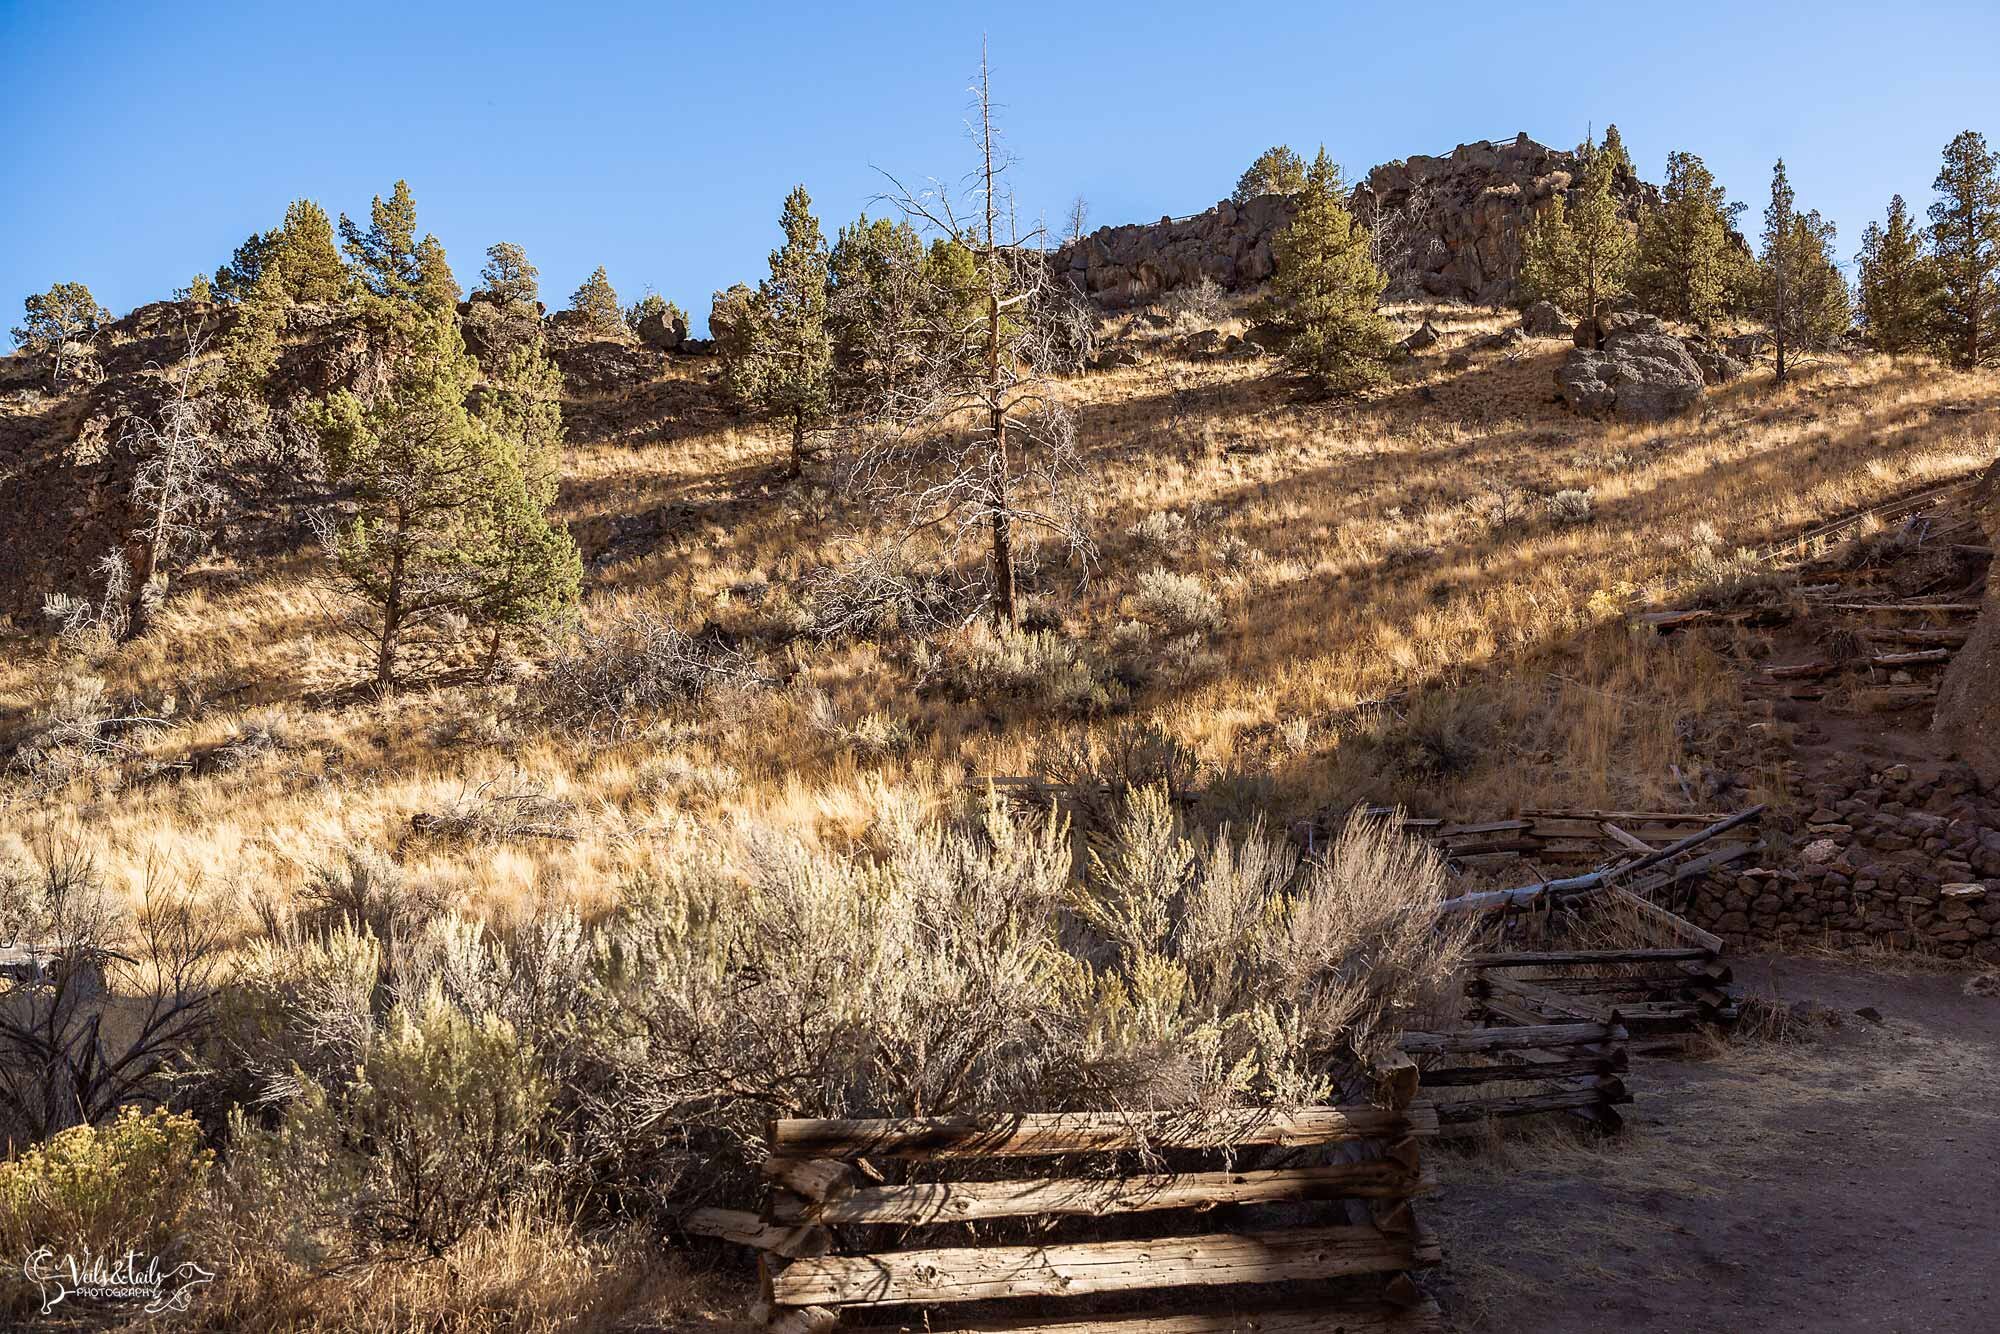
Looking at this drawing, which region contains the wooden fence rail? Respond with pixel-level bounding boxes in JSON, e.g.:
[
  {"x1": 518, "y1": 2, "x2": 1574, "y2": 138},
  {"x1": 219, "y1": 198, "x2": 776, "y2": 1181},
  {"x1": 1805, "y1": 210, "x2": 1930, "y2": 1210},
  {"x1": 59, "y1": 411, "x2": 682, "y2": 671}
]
[{"x1": 708, "y1": 1064, "x2": 1445, "y2": 1332}]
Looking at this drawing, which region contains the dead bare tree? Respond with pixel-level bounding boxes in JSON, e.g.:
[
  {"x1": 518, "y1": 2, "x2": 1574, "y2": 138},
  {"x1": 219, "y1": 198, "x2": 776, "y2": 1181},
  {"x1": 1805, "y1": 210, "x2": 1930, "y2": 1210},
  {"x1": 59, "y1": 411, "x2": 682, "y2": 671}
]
[
  {"x1": 0, "y1": 836, "x2": 224, "y2": 1142},
  {"x1": 842, "y1": 47, "x2": 1094, "y2": 629},
  {"x1": 120, "y1": 327, "x2": 225, "y2": 638}
]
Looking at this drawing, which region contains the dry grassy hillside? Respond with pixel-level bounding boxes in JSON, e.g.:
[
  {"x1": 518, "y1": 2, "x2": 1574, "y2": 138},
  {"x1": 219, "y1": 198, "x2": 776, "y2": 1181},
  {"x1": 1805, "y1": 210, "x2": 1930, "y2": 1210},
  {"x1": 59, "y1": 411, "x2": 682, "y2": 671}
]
[{"x1": 3, "y1": 304, "x2": 1996, "y2": 919}]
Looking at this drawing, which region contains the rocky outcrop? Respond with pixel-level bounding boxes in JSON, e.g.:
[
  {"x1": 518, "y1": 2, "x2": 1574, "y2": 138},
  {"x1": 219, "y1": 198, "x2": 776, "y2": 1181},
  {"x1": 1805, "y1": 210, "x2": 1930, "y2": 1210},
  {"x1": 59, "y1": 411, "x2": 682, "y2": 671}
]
[
  {"x1": 1052, "y1": 133, "x2": 1651, "y2": 309},
  {"x1": 1354, "y1": 133, "x2": 1648, "y2": 305},
  {"x1": 1935, "y1": 458, "x2": 2000, "y2": 786},
  {"x1": 1556, "y1": 331, "x2": 1706, "y2": 422},
  {"x1": 635, "y1": 307, "x2": 689, "y2": 352},
  {"x1": 1055, "y1": 194, "x2": 1293, "y2": 306}
]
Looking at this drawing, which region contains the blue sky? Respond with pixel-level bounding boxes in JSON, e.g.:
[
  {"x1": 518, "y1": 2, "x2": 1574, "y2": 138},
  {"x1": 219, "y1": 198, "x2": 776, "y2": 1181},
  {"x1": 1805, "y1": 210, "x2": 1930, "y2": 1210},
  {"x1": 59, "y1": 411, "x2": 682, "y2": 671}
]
[{"x1": 4, "y1": 1, "x2": 1998, "y2": 338}]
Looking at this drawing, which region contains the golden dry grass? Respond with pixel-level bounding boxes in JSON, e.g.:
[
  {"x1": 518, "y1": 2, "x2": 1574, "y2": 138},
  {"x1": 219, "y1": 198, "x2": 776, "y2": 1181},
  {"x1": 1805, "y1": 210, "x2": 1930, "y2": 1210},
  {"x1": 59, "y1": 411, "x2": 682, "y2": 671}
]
[{"x1": 3, "y1": 306, "x2": 1996, "y2": 919}]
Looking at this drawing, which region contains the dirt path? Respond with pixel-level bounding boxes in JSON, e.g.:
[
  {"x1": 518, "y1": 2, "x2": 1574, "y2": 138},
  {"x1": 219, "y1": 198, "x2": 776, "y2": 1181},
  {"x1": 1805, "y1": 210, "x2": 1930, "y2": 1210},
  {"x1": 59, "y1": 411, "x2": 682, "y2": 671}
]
[{"x1": 1426, "y1": 956, "x2": 2000, "y2": 1333}]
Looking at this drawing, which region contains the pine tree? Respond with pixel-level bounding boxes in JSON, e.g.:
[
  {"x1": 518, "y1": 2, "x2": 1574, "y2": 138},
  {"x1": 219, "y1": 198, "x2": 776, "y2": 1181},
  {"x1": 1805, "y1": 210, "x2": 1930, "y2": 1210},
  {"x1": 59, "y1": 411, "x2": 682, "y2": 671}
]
[
  {"x1": 720, "y1": 186, "x2": 834, "y2": 474},
  {"x1": 307, "y1": 308, "x2": 578, "y2": 688},
  {"x1": 1634, "y1": 151, "x2": 1738, "y2": 329},
  {"x1": 341, "y1": 180, "x2": 454, "y2": 309},
  {"x1": 415, "y1": 236, "x2": 459, "y2": 309},
  {"x1": 214, "y1": 231, "x2": 277, "y2": 302},
  {"x1": 476, "y1": 243, "x2": 539, "y2": 309},
  {"x1": 1760, "y1": 163, "x2": 1851, "y2": 379},
  {"x1": 1856, "y1": 195, "x2": 1940, "y2": 354},
  {"x1": 1762, "y1": 159, "x2": 1799, "y2": 381},
  {"x1": 273, "y1": 200, "x2": 348, "y2": 303},
  {"x1": 1929, "y1": 130, "x2": 2000, "y2": 368},
  {"x1": 568, "y1": 266, "x2": 625, "y2": 336},
  {"x1": 1600, "y1": 124, "x2": 1634, "y2": 181},
  {"x1": 1234, "y1": 146, "x2": 1308, "y2": 203},
  {"x1": 1267, "y1": 147, "x2": 1394, "y2": 393}
]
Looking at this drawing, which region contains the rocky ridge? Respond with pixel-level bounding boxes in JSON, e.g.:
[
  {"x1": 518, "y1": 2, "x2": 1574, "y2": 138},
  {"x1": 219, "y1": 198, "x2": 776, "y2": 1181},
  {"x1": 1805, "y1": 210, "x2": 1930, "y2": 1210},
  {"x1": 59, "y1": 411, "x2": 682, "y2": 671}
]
[{"x1": 1054, "y1": 132, "x2": 1651, "y2": 308}]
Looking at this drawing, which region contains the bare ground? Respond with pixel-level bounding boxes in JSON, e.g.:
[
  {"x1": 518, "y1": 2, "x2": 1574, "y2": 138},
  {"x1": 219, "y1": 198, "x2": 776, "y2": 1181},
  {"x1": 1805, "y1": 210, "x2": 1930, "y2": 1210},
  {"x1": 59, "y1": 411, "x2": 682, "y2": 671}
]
[{"x1": 1427, "y1": 956, "x2": 2000, "y2": 1332}]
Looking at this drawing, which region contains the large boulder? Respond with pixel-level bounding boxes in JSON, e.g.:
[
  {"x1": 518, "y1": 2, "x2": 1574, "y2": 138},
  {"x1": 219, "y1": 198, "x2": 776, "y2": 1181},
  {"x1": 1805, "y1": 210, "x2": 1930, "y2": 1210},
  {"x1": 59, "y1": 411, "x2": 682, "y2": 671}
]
[
  {"x1": 1556, "y1": 333, "x2": 1705, "y2": 422},
  {"x1": 635, "y1": 307, "x2": 688, "y2": 352},
  {"x1": 1934, "y1": 459, "x2": 2000, "y2": 788},
  {"x1": 1520, "y1": 300, "x2": 1574, "y2": 338}
]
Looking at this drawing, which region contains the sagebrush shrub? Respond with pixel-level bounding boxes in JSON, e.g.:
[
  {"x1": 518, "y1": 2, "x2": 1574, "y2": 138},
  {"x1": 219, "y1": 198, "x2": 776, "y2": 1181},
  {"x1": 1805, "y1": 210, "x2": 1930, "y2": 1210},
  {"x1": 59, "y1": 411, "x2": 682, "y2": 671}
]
[
  {"x1": 1134, "y1": 567, "x2": 1227, "y2": 636},
  {"x1": 1545, "y1": 488, "x2": 1595, "y2": 524},
  {"x1": 0, "y1": 1107, "x2": 213, "y2": 1258}
]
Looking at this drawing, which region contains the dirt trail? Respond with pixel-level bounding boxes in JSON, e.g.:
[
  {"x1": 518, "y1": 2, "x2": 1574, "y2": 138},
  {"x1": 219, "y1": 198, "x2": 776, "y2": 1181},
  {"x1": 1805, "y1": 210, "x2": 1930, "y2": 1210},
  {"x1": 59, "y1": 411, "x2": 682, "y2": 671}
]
[{"x1": 1427, "y1": 956, "x2": 2000, "y2": 1333}]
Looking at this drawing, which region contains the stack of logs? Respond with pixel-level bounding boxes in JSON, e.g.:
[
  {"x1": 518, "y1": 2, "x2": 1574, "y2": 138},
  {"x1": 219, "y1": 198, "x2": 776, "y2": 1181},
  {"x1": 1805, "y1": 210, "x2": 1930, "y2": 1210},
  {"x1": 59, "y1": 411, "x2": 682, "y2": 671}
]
[
  {"x1": 691, "y1": 1061, "x2": 1445, "y2": 1332},
  {"x1": 1375, "y1": 809, "x2": 1763, "y2": 888},
  {"x1": 1402, "y1": 1020, "x2": 1632, "y2": 1133}
]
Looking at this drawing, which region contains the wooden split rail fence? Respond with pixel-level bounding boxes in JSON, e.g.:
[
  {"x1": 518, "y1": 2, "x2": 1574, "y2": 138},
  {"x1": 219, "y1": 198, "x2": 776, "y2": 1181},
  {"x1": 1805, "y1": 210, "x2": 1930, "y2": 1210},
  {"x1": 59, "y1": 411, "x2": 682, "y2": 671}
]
[
  {"x1": 691, "y1": 1063, "x2": 1444, "y2": 1332},
  {"x1": 1402, "y1": 1020, "x2": 1632, "y2": 1133}
]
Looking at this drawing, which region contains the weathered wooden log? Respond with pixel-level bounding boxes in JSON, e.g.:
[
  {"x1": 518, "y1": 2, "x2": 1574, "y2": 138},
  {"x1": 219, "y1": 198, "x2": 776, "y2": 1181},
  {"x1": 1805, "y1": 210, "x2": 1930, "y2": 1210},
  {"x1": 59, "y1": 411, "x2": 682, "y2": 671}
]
[
  {"x1": 1431, "y1": 1081, "x2": 1630, "y2": 1125},
  {"x1": 1599, "y1": 886, "x2": 1726, "y2": 953},
  {"x1": 767, "y1": 1161, "x2": 1431, "y2": 1226},
  {"x1": 682, "y1": 1208, "x2": 830, "y2": 1258},
  {"x1": 1419, "y1": 1051, "x2": 1626, "y2": 1087},
  {"x1": 762, "y1": 1157, "x2": 860, "y2": 1204},
  {"x1": 1477, "y1": 973, "x2": 1613, "y2": 1023},
  {"x1": 1439, "y1": 808, "x2": 1764, "y2": 915},
  {"x1": 840, "y1": 1297, "x2": 1444, "y2": 1333},
  {"x1": 1399, "y1": 1021, "x2": 1626, "y2": 1055},
  {"x1": 768, "y1": 1225, "x2": 1439, "y2": 1307},
  {"x1": 766, "y1": 1106, "x2": 1436, "y2": 1161},
  {"x1": 1370, "y1": 1052, "x2": 1420, "y2": 1109}
]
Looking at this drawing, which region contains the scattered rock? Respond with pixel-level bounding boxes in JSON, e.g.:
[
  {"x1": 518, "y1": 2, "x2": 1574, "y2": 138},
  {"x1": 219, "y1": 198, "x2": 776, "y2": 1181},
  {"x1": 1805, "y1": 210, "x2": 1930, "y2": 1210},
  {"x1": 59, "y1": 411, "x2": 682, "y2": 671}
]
[
  {"x1": 1853, "y1": 1006, "x2": 1883, "y2": 1024},
  {"x1": 1401, "y1": 321, "x2": 1441, "y2": 353},
  {"x1": 1241, "y1": 321, "x2": 1294, "y2": 353},
  {"x1": 1682, "y1": 336, "x2": 1749, "y2": 385},
  {"x1": 1088, "y1": 345, "x2": 1144, "y2": 371},
  {"x1": 1520, "y1": 300, "x2": 1574, "y2": 338}
]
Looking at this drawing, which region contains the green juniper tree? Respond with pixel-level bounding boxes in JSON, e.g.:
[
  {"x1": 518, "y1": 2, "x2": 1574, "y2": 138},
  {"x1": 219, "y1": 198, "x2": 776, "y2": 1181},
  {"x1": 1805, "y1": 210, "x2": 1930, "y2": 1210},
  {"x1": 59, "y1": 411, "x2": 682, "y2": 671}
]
[
  {"x1": 273, "y1": 200, "x2": 349, "y2": 304},
  {"x1": 720, "y1": 186, "x2": 834, "y2": 475},
  {"x1": 217, "y1": 265, "x2": 286, "y2": 397},
  {"x1": 1762, "y1": 160, "x2": 1800, "y2": 380},
  {"x1": 12, "y1": 281, "x2": 110, "y2": 387},
  {"x1": 1234, "y1": 145, "x2": 1308, "y2": 203},
  {"x1": 477, "y1": 243, "x2": 541, "y2": 308},
  {"x1": 1856, "y1": 195, "x2": 1940, "y2": 354},
  {"x1": 1634, "y1": 151, "x2": 1740, "y2": 329},
  {"x1": 568, "y1": 266, "x2": 625, "y2": 337},
  {"x1": 829, "y1": 214, "x2": 930, "y2": 409},
  {"x1": 1929, "y1": 130, "x2": 2000, "y2": 368},
  {"x1": 1266, "y1": 147, "x2": 1395, "y2": 393},
  {"x1": 308, "y1": 308, "x2": 579, "y2": 688},
  {"x1": 1519, "y1": 132, "x2": 1634, "y2": 340}
]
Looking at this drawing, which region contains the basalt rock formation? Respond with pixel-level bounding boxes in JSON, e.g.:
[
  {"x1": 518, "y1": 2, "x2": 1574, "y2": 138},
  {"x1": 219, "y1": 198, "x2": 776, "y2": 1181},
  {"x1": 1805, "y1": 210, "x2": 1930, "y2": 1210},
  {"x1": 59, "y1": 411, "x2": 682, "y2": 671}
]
[{"x1": 1053, "y1": 132, "x2": 1651, "y2": 308}]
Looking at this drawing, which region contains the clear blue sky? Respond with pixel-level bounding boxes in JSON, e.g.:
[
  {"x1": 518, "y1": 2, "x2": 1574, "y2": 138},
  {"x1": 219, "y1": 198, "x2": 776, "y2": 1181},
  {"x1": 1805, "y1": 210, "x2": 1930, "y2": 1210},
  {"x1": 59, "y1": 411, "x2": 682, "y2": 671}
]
[{"x1": 4, "y1": 1, "x2": 1998, "y2": 339}]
